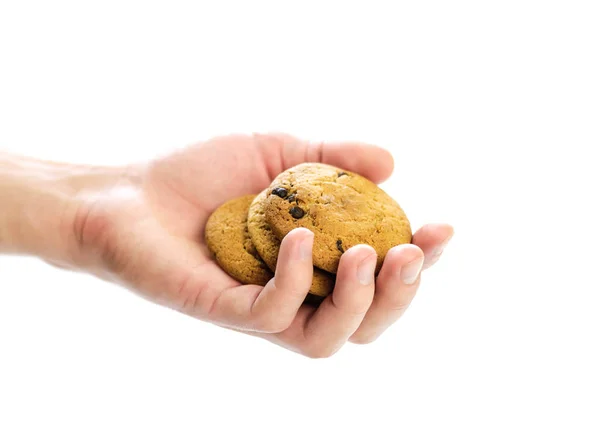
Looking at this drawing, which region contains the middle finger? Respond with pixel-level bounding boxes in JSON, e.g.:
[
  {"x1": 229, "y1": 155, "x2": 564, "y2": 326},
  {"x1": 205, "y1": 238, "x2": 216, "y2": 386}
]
[
  {"x1": 298, "y1": 245, "x2": 377, "y2": 358},
  {"x1": 349, "y1": 244, "x2": 424, "y2": 344}
]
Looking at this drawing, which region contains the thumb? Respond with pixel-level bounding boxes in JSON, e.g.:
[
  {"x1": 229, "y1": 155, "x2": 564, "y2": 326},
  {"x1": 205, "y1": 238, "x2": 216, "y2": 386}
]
[{"x1": 255, "y1": 133, "x2": 395, "y2": 184}]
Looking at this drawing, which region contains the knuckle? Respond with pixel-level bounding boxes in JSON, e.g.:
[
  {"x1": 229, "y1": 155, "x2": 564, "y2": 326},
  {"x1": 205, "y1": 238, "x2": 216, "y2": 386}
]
[
  {"x1": 380, "y1": 291, "x2": 418, "y2": 312},
  {"x1": 349, "y1": 332, "x2": 378, "y2": 345},
  {"x1": 330, "y1": 295, "x2": 373, "y2": 317},
  {"x1": 253, "y1": 313, "x2": 292, "y2": 334},
  {"x1": 387, "y1": 301, "x2": 411, "y2": 312},
  {"x1": 377, "y1": 288, "x2": 420, "y2": 312}
]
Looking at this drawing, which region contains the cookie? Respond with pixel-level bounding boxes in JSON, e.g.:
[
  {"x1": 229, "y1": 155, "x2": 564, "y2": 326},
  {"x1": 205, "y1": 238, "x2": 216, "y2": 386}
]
[
  {"x1": 205, "y1": 195, "x2": 273, "y2": 286},
  {"x1": 263, "y1": 163, "x2": 412, "y2": 273},
  {"x1": 248, "y1": 189, "x2": 335, "y2": 298}
]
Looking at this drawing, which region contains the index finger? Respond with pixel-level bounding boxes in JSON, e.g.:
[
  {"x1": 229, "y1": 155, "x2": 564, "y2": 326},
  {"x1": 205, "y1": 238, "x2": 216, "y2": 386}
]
[{"x1": 255, "y1": 133, "x2": 395, "y2": 184}]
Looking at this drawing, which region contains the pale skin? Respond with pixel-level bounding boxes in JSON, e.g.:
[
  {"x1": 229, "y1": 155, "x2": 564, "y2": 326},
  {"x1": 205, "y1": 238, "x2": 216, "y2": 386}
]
[{"x1": 0, "y1": 133, "x2": 453, "y2": 358}]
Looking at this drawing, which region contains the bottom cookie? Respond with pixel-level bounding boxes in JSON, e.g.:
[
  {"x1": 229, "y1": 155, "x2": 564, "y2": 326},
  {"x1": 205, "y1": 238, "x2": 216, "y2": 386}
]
[{"x1": 205, "y1": 195, "x2": 274, "y2": 286}]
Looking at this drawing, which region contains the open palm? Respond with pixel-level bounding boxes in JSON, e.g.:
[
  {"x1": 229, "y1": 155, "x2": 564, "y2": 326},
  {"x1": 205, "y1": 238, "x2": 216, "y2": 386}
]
[{"x1": 72, "y1": 133, "x2": 453, "y2": 357}]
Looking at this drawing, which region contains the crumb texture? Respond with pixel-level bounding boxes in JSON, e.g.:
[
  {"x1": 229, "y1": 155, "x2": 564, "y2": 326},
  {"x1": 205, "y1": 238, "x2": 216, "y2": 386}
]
[
  {"x1": 263, "y1": 163, "x2": 412, "y2": 273},
  {"x1": 205, "y1": 194, "x2": 273, "y2": 286},
  {"x1": 248, "y1": 189, "x2": 335, "y2": 297}
]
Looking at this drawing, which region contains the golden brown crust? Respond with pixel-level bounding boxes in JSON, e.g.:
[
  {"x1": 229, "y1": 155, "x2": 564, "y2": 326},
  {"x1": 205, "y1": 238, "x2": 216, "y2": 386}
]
[
  {"x1": 263, "y1": 163, "x2": 412, "y2": 273},
  {"x1": 205, "y1": 195, "x2": 273, "y2": 286},
  {"x1": 248, "y1": 189, "x2": 335, "y2": 297}
]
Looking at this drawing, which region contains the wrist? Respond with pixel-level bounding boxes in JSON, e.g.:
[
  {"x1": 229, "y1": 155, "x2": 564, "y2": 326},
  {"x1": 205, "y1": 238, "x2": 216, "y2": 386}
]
[{"x1": 0, "y1": 153, "x2": 135, "y2": 265}]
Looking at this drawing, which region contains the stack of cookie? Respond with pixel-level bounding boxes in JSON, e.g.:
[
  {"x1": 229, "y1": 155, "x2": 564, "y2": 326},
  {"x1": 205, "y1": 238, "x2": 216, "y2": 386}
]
[{"x1": 205, "y1": 163, "x2": 412, "y2": 305}]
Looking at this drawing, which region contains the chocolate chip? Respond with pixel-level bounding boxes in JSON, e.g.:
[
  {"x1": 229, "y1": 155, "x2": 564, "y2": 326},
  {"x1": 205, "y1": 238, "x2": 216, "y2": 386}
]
[
  {"x1": 337, "y1": 171, "x2": 348, "y2": 177},
  {"x1": 286, "y1": 193, "x2": 296, "y2": 203},
  {"x1": 336, "y1": 239, "x2": 344, "y2": 253},
  {"x1": 271, "y1": 187, "x2": 288, "y2": 198},
  {"x1": 289, "y1": 206, "x2": 305, "y2": 219}
]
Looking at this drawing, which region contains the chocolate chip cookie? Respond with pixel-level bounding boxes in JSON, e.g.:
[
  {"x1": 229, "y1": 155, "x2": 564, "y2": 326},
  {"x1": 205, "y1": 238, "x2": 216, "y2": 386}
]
[
  {"x1": 205, "y1": 195, "x2": 273, "y2": 286},
  {"x1": 263, "y1": 163, "x2": 412, "y2": 273},
  {"x1": 248, "y1": 189, "x2": 335, "y2": 298}
]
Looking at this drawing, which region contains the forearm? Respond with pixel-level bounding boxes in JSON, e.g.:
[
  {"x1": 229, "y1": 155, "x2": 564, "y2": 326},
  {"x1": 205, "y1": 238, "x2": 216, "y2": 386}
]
[{"x1": 0, "y1": 152, "x2": 124, "y2": 264}]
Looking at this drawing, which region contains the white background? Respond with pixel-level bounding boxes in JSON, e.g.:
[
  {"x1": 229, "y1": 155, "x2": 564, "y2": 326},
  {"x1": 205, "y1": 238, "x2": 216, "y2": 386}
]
[{"x1": 1, "y1": 1, "x2": 599, "y2": 440}]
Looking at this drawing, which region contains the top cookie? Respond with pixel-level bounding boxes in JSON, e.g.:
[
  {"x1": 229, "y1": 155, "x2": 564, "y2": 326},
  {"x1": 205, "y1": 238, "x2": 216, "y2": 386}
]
[
  {"x1": 205, "y1": 194, "x2": 274, "y2": 286},
  {"x1": 247, "y1": 189, "x2": 335, "y2": 297},
  {"x1": 263, "y1": 163, "x2": 412, "y2": 273}
]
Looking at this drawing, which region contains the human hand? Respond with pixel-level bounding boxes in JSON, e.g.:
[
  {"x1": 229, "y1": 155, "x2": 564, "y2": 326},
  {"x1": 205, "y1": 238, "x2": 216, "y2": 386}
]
[{"x1": 59, "y1": 133, "x2": 453, "y2": 357}]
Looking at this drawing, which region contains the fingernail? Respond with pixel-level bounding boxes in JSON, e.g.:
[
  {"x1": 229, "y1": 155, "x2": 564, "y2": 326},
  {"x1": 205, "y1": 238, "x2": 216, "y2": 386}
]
[
  {"x1": 400, "y1": 257, "x2": 424, "y2": 285},
  {"x1": 431, "y1": 235, "x2": 453, "y2": 257},
  {"x1": 298, "y1": 232, "x2": 314, "y2": 261},
  {"x1": 357, "y1": 254, "x2": 377, "y2": 285}
]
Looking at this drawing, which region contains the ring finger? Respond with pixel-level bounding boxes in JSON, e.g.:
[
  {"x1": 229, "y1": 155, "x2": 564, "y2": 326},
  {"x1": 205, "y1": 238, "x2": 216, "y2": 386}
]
[{"x1": 294, "y1": 245, "x2": 377, "y2": 358}]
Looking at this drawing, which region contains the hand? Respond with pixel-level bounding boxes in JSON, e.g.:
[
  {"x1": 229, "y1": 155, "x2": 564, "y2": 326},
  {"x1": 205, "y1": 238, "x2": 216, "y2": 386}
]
[{"x1": 63, "y1": 133, "x2": 453, "y2": 357}]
